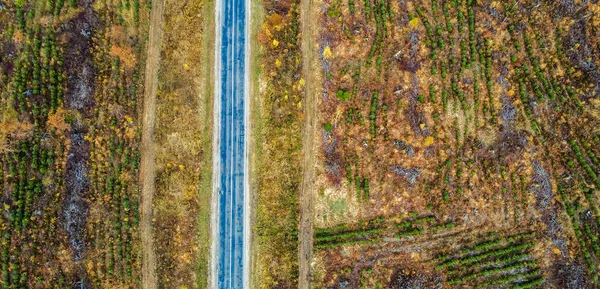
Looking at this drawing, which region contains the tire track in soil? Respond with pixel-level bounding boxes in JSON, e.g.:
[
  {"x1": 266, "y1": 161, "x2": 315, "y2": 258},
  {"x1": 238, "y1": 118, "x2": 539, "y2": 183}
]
[
  {"x1": 299, "y1": 0, "x2": 320, "y2": 287},
  {"x1": 139, "y1": 0, "x2": 165, "y2": 288}
]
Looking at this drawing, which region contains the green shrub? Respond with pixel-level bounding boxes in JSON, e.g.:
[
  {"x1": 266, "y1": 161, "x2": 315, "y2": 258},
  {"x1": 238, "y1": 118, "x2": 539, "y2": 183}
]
[
  {"x1": 429, "y1": 85, "x2": 437, "y2": 102},
  {"x1": 369, "y1": 91, "x2": 379, "y2": 136},
  {"x1": 396, "y1": 228, "x2": 424, "y2": 238},
  {"x1": 348, "y1": 0, "x2": 355, "y2": 14},
  {"x1": 337, "y1": 89, "x2": 351, "y2": 101},
  {"x1": 442, "y1": 190, "x2": 450, "y2": 203}
]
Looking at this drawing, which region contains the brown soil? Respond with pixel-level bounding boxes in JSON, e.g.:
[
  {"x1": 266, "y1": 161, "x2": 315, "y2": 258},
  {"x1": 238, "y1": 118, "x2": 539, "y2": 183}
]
[{"x1": 139, "y1": 0, "x2": 165, "y2": 288}]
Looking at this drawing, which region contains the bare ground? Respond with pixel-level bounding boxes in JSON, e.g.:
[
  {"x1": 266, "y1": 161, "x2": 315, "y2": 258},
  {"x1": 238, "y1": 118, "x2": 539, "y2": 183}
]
[
  {"x1": 139, "y1": 0, "x2": 165, "y2": 288},
  {"x1": 299, "y1": 0, "x2": 321, "y2": 287}
]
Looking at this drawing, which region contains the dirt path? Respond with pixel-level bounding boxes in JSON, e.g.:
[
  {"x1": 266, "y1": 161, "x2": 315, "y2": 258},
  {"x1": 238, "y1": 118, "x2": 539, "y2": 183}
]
[
  {"x1": 139, "y1": 0, "x2": 165, "y2": 288},
  {"x1": 298, "y1": 0, "x2": 320, "y2": 287}
]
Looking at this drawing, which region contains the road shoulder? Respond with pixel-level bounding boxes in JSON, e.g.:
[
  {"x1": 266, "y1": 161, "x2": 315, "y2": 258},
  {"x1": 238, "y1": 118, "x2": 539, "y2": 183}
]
[
  {"x1": 209, "y1": 0, "x2": 222, "y2": 286},
  {"x1": 248, "y1": 0, "x2": 264, "y2": 287}
]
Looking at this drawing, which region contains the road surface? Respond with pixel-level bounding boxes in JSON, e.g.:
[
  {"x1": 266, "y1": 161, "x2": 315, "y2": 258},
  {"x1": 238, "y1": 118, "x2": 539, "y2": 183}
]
[{"x1": 211, "y1": 0, "x2": 250, "y2": 286}]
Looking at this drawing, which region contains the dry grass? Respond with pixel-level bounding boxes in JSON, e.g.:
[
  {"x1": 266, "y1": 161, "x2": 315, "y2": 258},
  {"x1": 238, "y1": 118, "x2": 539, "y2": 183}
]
[
  {"x1": 251, "y1": 1, "x2": 304, "y2": 288},
  {"x1": 153, "y1": 0, "x2": 214, "y2": 287}
]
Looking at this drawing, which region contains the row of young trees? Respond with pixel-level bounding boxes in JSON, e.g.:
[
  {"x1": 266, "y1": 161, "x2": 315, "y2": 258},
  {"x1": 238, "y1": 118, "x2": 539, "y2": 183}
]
[
  {"x1": 557, "y1": 181, "x2": 600, "y2": 285},
  {"x1": 435, "y1": 232, "x2": 542, "y2": 287},
  {"x1": 1, "y1": 0, "x2": 73, "y2": 286},
  {"x1": 12, "y1": 27, "x2": 64, "y2": 120},
  {"x1": 315, "y1": 213, "x2": 457, "y2": 250},
  {"x1": 85, "y1": 4, "x2": 145, "y2": 284},
  {"x1": 365, "y1": 0, "x2": 391, "y2": 67},
  {"x1": 2, "y1": 0, "x2": 152, "y2": 286},
  {"x1": 413, "y1": 0, "x2": 509, "y2": 210}
]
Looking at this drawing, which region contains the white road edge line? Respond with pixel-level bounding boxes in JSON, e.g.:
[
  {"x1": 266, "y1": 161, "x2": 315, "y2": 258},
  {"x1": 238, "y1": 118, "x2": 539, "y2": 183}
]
[
  {"x1": 229, "y1": 2, "x2": 236, "y2": 287},
  {"x1": 209, "y1": 0, "x2": 222, "y2": 286},
  {"x1": 243, "y1": 0, "x2": 251, "y2": 285}
]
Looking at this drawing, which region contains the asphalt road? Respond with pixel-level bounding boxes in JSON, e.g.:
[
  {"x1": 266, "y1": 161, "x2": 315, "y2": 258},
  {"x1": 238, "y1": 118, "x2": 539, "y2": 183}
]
[{"x1": 213, "y1": 0, "x2": 249, "y2": 286}]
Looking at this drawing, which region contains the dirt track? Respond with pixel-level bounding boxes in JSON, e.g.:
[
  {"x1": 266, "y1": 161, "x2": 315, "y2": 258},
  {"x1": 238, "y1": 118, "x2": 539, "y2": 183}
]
[
  {"x1": 298, "y1": 0, "x2": 320, "y2": 287},
  {"x1": 139, "y1": 0, "x2": 165, "y2": 288}
]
